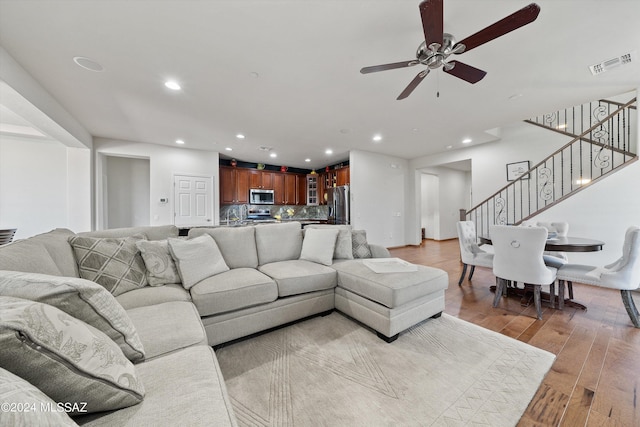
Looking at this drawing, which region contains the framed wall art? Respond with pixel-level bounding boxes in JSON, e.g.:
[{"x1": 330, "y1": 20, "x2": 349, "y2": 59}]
[{"x1": 506, "y1": 161, "x2": 530, "y2": 181}]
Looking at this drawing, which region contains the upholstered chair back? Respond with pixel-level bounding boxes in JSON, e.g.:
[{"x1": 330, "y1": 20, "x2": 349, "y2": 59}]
[
  {"x1": 456, "y1": 221, "x2": 481, "y2": 264},
  {"x1": 490, "y1": 225, "x2": 555, "y2": 285},
  {"x1": 536, "y1": 222, "x2": 569, "y2": 237},
  {"x1": 599, "y1": 226, "x2": 640, "y2": 290}
]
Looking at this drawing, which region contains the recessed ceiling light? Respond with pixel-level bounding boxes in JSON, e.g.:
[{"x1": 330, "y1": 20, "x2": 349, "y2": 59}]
[
  {"x1": 270, "y1": 153, "x2": 277, "y2": 158},
  {"x1": 73, "y1": 56, "x2": 104, "y2": 72},
  {"x1": 236, "y1": 134, "x2": 245, "y2": 139},
  {"x1": 175, "y1": 139, "x2": 185, "y2": 145},
  {"x1": 225, "y1": 147, "x2": 233, "y2": 151},
  {"x1": 557, "y1": 124, "x2": 568, "y2": 129},
  {"x1": 325, "y1": 149, "x2": 333, "y2": 155},
  {"x1": 372, "y1": 134, "x2": 383, "y2": 142},
  {"x1": 305, "y1": 158, "x2": 311, "y2": 162},
  {"x1": 164, "y1": 80, "x2": 181, "y2": 90},
  {"x1": 462, "y1": 138, "x2": 472, "y2": 144}
]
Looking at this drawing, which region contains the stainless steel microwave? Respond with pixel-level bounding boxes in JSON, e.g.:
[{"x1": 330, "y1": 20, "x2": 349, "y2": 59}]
[{"x1": 249, "y1": 188, "x2": 274, "y2": 205}]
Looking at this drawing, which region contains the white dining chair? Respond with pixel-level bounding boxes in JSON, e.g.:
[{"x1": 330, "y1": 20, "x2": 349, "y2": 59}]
[
  {"x1": 537, "y1": 221, "x2": 573, "y2": 299},
  {"x1": 456, "y1": 221, "x2": 494, "y2": 285},
  {"x1": 556, "y1": 226, "x2": 640, "y2": 327},
  {"x1": 491, "y1": 225, "x2": 557, "y2": 320}
]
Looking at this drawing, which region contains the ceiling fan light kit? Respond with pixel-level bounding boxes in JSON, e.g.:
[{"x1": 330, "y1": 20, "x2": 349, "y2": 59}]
[{"x1": 361, "y1": 0, "x2": 541, "y2": 100}]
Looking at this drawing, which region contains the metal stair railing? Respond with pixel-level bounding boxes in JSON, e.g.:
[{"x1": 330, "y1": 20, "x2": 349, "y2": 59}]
[{"x1": 465, "y1": 97, "x2": 637, "y2": 237}]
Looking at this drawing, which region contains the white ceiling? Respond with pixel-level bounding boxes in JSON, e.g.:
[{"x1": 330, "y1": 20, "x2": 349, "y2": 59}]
[{"x1": 0, "y1": 0, "x2": 639, "y2": 169}]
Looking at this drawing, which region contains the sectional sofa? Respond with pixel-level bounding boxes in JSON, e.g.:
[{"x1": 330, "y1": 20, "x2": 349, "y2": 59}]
[{"x1": 0, "y1": 222, "x2": 448, "y2": 426}]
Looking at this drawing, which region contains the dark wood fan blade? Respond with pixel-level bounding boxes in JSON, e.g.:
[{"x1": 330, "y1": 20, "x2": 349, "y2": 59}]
[
  {"x1": 360, "y1": 60, "x2": 418, "y2": 74},
  {"x1": 443, "y1": 61, "x2": 487, "y2": 84},
  {"x1": 454, "y1": 3, "x2": 540, "y2": 53},
  {"x1": 397, "y1": 69, "x2": 429, "y2": 100},
  {"x1": 419, "y1": 0, "x2": 443, "y2": 47}
]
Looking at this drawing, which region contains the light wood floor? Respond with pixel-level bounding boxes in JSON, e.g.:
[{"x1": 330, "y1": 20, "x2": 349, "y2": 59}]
[{"x1": 390, "y1": 239, "x2": 640, "y2": 427}]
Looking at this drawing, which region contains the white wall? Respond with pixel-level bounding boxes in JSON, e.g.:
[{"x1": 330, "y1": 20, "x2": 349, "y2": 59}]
[
  {"x1": 0, "y1": 135, "x2": 91, "y2": 239},
  {"x1": 420, "y1": 174, "x2": 438, "y2": 239},
  {"x1": 105, "y1": 156, "x2": 150, "y2": 229},
  {"x1": 419, "y1": 167, "x2": 470, "y2": 240},
  {"x1": 350, "y1": 150, "x2": 409, "y2": 247},
  {"x1": 94, "y1": 138, "x2": 220, "y2": 228}
]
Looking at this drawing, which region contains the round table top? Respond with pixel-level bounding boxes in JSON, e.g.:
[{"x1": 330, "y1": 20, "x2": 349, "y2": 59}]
[{"x1": 479, "y1": 235, "x2": 604, "y2": 252}]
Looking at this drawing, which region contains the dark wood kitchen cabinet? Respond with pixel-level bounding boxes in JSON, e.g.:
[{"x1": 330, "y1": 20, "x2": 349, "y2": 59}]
[
  {"x1": 249, "y1": 170, "x2": 273, "y2": 190},
  {"x1": 220, "y1": 166, "x2": 249, "y2": 204},
  {"x1": 336, "y1": 167, "x2": 350, "y2": 186}
]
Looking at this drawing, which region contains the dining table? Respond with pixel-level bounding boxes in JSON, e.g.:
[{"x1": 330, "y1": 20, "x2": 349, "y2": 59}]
[{"x1": 478, "y1": 234, "x2": 605, "y2": 310}]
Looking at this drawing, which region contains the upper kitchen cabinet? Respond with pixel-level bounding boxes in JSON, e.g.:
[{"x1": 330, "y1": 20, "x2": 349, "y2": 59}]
[
  {"x1": 220, "y1": 166, "x2": 250, "y2": 204},
  {"x1": 273, "y1": 172, "x2": 305, "y2": 205},
  {"x1": 249, "y1": 170, "x2": 274, "y2": 190},
  {"x1": 336, "y1": 167, "x2": 350, "y2": 187}
]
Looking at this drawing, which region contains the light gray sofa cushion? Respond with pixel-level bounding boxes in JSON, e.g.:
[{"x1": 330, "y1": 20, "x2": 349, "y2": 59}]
[
  {"x1": 0, "y1": 270, "x2": 145, "y2": 362},
  {"x1": 332, "y1": 259, "x2": 448, "y2": 308},
  {"x1": 78, "y1": 225, "x2": 179, "y2": 241},
  {"x1": 115, "y1": 284, "x2": 191, "y2": 310},
  {"x1": 126, "y1": 301, "x2": 207, "y2": 359},
  {"x1": 0, "y1": 297, "x2": 145, "y2": 414},
  {"x1": 0, "y1": 367, "x2": 79, "y2": 427},
  {"x1": 190, "y1": 268, "x2": 277, "y2": 317},
  {"x1": 259, "y1": 260, "x2": 338, "y2": 297},
  {"x1": 75, "y1": 346, "x2": 237, "y2": 427},
  {"x1": 0, "y1": 238, "x2": 62, "y2": 276},
  {"x1": 189, "y1": 226, "x2": 259, "y2": 269},
  {"x1": 255, "y1": 222, "x2": 303, "y2": 265},
  {"x1": 299, "y1": 228, "x2": 339, "y2": 266},
  {"x1": 305, "y1": 224, "x2": 354, "y2": 260},
  {"x1": 30, "y1": 228, "x2": 79, "y2": 277},
  {"x1": 168, "y1": 235, "x2": 229, "y2": 289}
]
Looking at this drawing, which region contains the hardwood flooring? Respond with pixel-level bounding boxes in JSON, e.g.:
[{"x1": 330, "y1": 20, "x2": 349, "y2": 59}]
[{"x1": 390, "y1": 239, "x2": 640, "y2": 427}]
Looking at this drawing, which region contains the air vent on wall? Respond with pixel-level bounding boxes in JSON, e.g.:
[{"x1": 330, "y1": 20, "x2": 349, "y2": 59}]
[{"x1": 589, "y1": 51, "x2": 637, "y2": 75}]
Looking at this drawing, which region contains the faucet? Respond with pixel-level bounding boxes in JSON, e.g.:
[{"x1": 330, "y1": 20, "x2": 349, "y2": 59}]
[{"x1": 239, "y1": 204, "x2": 249, "y2": 222}]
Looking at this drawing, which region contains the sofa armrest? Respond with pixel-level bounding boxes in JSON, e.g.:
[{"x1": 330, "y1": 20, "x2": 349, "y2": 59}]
[{"x1": 369, "y1": 244, "x2": 390, "y2": 258}]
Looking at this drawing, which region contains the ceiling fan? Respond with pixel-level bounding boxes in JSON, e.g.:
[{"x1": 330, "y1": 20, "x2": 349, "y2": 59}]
[{"x1": 360, "y1": 0, "x2": 541, "y2": 100}]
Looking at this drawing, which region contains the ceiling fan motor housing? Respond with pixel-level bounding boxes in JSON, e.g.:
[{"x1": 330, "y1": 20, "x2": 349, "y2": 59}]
[{"x1": 416, "y1": 33, "x2": 457, "y2": 69}]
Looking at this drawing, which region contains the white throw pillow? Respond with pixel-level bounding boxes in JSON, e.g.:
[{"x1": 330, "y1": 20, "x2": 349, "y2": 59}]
[
  {"x1": 299, "y1": 228, "x2": 339, "y2": 266},
  {"x1": 168, "y1": 234, "x2": 230, "y2": 289}
]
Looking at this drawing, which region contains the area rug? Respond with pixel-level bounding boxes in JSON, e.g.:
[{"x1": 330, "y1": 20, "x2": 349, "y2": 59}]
[{"x1": 215, "y1": 313, "x2": 555, "y2": 426}]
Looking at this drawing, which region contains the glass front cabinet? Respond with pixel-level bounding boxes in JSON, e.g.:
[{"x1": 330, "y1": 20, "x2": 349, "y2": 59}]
[{"x1": 306, "y1": 174, "x2": 319, "y2": 206}]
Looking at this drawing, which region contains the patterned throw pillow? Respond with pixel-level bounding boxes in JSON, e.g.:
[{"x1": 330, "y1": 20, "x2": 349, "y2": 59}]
[
  {"x1": 68, "y1": 235, "x2": 148, "y2": 296},
  {"x1": 0, "y1": 367, "x2": 79, "y2": 426},
  {"x1": 352, "y1": 230, "x2": 372, "y2": 258},
  {"x1": 168, "y1": 234, "x2": 230, "y2": 289},
  {"x1": 0, "y1": 270, "x2": 145, "y2": 362},
  {"x1": 0, "y1": 296, "x2": 145, "y2": 414},
  {"x1": 136, "y1": 240, "x2": 181, "y2": 286}
]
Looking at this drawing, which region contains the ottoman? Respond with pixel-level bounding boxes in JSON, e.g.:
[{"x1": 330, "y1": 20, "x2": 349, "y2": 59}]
[{"x1": 332, "y1": 259, "x2": 449, "y2": 342}]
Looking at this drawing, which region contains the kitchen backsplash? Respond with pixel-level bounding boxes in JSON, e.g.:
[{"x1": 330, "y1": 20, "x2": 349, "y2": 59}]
[{"x1": 220, "y1": 204, "x2": 328, "y2": 222}]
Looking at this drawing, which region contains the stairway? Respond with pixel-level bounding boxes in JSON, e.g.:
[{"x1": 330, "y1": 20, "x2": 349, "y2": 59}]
[{"x1": 465, "y1": 97, "x2": 637, "y2": 237}]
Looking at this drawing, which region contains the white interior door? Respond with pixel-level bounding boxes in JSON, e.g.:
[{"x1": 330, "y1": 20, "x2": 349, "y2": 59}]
[{"x1": 173, "y1": 175, "x2": 213, "y2": 227}]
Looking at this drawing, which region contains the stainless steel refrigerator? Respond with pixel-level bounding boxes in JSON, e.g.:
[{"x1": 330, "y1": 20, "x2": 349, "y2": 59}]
[{"x1": 327, "y1": 185, "x2": 350, "y2": 225}]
